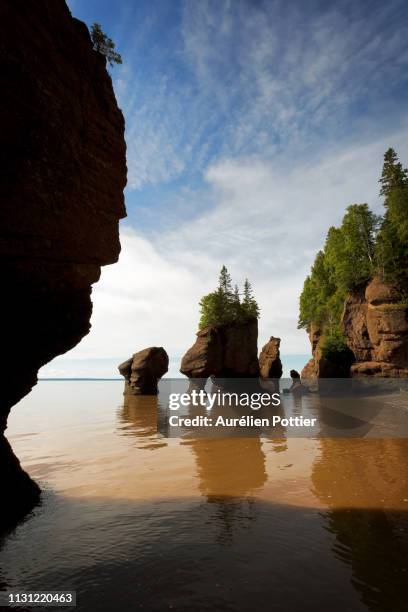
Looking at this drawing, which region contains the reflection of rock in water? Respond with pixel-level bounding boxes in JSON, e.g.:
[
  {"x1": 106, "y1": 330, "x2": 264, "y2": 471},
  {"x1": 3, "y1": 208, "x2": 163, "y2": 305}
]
[
  {"x1": 118, "y1": 395, "x2": 167, "y2": 450},
  {"x1": 190, "y1": 438, "x2": 267, "y2": 497},
  {"x1": 312, "y1": 438, "x2": 408, "y2": 611},
  {"x1": 186, "y1": 437, "x2": 267, "y2": 544}
]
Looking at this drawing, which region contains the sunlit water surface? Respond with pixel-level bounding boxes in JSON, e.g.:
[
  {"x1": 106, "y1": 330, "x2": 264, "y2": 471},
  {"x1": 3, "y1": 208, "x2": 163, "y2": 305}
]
[{"x1": 1, "y1": 382, "x2": 408, "y2": 611}]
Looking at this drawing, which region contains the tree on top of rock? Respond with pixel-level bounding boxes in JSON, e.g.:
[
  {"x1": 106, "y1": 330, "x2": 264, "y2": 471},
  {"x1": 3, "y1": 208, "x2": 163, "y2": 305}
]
[
  {"x1": 242, "y1": 279, "x2": 260, "y2": 319},
  {"x1": 91, "y1": 23, "x2": 122, "y2": 66},
  {"x1": 218, "y1": 265, "x2": 233, "y2": 299},
  {"x1": 199, "y1": 267, "x2": 260, "y2": 329}
]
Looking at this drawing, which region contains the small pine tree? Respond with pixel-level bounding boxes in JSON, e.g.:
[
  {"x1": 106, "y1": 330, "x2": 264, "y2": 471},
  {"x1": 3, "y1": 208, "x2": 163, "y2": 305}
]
[
  {"x1": 379, "y1": 148, "x2": 408, "y2": 198},
  {"x1": 91, "y1": 23, "x2": 122, "y2": 66},
  {"x1": 241, "y1": 278, "x2": 260, "y2": 319},
  {"x1": 231, "y1": 284, "x2": 243, "y2": 322},
  {"x1": 376, "y1": 148, "x2": 408, "y2": 290},
  {"x1": 218, "y1": 265, "x2": 233, "y2": 297}
]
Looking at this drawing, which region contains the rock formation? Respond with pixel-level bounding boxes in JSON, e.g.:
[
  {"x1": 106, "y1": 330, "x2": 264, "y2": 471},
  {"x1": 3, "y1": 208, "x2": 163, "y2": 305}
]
[
  {"x1": 341, "y1": 276, "x2": 408, "y2": 377},
  {"x1": 1, "y1": 0, "x2": 126, "y2": 529},
  {"x1": 180, "y1": 319, "x2": 259, "y2": 379},
  {"x1": 119, "y1": 348, "x2": 169, "y2": 395},
  {"x1": 301, "y1": 324, "x2": 322, "y2": 379},
  {"x1": 301, "y1": 323, "x2": 354, "y2": 380},
  {"x1": 259, "y1": 337, "x2": 283, "y2": 378},
  {"x1": 302, "y1": 276, "x2": 408, "y2": 380}
]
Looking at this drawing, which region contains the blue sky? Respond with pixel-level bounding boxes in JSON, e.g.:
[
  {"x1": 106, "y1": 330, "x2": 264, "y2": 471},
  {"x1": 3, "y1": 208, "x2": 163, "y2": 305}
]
[{"x1": 42, "y1": 0, "x2": 408, "y2": 377}]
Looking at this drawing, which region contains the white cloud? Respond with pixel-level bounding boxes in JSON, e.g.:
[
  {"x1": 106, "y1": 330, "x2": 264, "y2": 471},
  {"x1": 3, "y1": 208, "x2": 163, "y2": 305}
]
[{"x1": 53, "y1": 127, "x2": 408, "y2": 376}]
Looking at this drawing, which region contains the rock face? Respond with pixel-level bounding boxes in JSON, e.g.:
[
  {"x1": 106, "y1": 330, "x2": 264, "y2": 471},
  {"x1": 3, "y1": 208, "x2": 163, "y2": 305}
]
[
  {"x1": 301, "y1": 323, "x2": 354, "y2": 379},
  {"x1": 119, "y1": 348, "x2": 169, "y2": 395},
  {"x1": 180, "y1": 320, "x2": 259, "y2": 379},
  {"x1": 341, "y1": 277, "x2": 408, "y2": 377},
  {"x1": 0, "y1": 0, "x2": 126, "y2": 529},
  {"x1": 259, "y1": 337, "x2": 283, "y2": 378},
  {"x1": 301, "y1": 324, "x2": 321, "y2": 379}
]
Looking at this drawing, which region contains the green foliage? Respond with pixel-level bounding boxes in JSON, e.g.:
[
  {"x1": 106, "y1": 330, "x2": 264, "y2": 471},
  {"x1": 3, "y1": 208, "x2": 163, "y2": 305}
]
[
  {"x1": 376, "y1": 149, "x2": 408, "y2": 291},
  {"x1": 324, "y1": 204, "x2": 379, "y2": 292},
  {"x1": 298, "y1": 148, "x2": 408, "y2": 342},
  {"x1": 91, "y1": 23, "x2": 122, "y2": 66},
  {"x1": 298, "y1": 204, "x2": 378, "y2": 331},
  {"x1": 242, "y1": 278, "x2": 260, "y2": 319},
  {"x1": 199, "y1": 267, "x2": 260, "y2": 329},
  {"x1": 321, "y1": 330, "x2": 353, "y2": 364},
  {"x1": 379, "y1": 148, "x2": 408, "y2": 197},
  {"x1": 298, "y1": 251, "x2": 335, "y2": 329}
]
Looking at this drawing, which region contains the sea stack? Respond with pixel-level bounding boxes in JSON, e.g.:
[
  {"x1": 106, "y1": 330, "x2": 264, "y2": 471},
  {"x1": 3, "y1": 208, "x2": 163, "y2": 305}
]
[
  {"x1": 259, "y1": 336, "x2": 283, "y2": 379},
  {"x1": 180, "y1": 319, "x2": 259, "y2": 380},
  {"x1": 119, "y1": 347, "x2": 169, "y2": 395}
]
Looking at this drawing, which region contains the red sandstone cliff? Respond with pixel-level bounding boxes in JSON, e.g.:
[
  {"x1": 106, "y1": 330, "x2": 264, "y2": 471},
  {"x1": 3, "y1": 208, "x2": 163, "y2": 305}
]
[
  {"x1": 301, "y1": 277, "x2": 408, "y2": 380},
  {"x1": 341, "y1": 277, "x2": 408, "y2": 377},
  {"x1": 0, "y1": 0, "x2": 127, "y2": 528}
]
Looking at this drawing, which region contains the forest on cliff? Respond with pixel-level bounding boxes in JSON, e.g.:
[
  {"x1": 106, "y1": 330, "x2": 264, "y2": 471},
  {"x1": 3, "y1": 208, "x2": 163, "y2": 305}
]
[{"x1": 298, "y1": 148, "x2": 408, "y2": 359}]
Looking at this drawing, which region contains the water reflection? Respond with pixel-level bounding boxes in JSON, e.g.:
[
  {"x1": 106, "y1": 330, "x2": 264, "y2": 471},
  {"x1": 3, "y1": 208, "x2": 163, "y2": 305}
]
[
  {"x1": 312, "y1": 438, "x2": 408, "y2": 610},
  {"x1": 118, "y1": 392, "x2": 273, "y2": 544},
  {"x1": 186, "y1": 436, "x2": 267, "y2": 544},
  {"x1": 3, "y1": 382, "x2": 408, "y2": 610},
  {"x1": 117, "y1": 395, "x2": 167, "y2": 450}
]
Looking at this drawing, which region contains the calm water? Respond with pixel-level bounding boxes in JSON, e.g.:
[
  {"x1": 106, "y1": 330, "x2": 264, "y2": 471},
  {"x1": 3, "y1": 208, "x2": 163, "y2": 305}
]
[{"x1": 1, "y1": 381, "x2": 408, "y2": 611}]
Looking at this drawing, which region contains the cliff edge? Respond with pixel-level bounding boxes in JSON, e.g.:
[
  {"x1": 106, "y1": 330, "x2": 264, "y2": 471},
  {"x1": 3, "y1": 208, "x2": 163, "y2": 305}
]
[{"x1": 0, "y1": 0, "x2": 127, "y2": 529}]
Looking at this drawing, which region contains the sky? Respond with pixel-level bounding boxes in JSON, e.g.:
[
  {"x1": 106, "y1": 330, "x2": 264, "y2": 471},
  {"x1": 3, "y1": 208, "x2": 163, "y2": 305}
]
[{"x1": 41, "y1": 0, "x2": 408, "y2": 378}]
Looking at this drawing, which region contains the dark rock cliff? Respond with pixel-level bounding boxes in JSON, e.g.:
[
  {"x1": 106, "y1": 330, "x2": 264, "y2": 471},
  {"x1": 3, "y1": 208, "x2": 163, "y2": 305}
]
[
  {"x1": 0, "y1": 0, "x2": 127, "y2": 529},
  {"x1": 180, "y1": 319, "x2": 259, "y2": 380},
  {"x1": 301, "y1": 323, "x2": 354, "y2": 380}
]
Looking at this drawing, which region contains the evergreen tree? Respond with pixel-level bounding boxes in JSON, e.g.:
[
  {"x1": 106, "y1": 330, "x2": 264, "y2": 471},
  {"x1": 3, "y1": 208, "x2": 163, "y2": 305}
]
[
  {"x1": 379, "y1": 148, "x2": 408, "y2": 198},
  {"x1": 298, "y1": 207, "x2": 378, "y2": 330},
  {"x1": 231, "y1": 284, "x2": 242, "y2": 321},
  {"x1": 325, "y1": 204, "x2": 379, "y2": 292},
  {"x1": 376, "y1": 148, "x2": 408, "y2": 291},
  {"x1": 91, "y1": 23, "x2": 122, "y2": 66},
  {"x1": 242, "y1": 279, "x2": 260, "y2": 319},
  {"x1": 298, "y1": 250, "x2": 335, "y2": 329},
  {"x1": 218, "y1": 265, "x2": 233, "y2": 299},
  {"x1": 199, "y1": 268, "x2": 260, "y2": 329},
  {"x1": 299, "y1": 148, "x2": 408, "y2": 355}
]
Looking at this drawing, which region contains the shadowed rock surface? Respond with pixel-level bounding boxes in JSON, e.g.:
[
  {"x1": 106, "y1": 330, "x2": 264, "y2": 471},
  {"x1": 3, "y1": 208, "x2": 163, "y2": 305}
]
[
  {"x1": 341, "y1": 276, "x2": 408, "y2": 377},
  {"x1": 259, "y1": 336, "x2": 283, "y2": 379},
  {"x1": 119, "y1": 348, "x2": 169, "y2": 395},
  {"x1": 0, "y1": 0, "x2": 126, "y2": 530},
  {"x1": 301, "y1": 323, "x2": 354, "y2": 381},
  {"x1": 180, "y1": 319, "x2": 259, "y2": 379}
]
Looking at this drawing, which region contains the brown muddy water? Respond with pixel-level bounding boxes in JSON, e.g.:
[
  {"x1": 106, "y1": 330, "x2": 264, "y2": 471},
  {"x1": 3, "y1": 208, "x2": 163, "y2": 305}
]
[{"x1": 1, "y1": 381, "x2": 408, "y2": 611}]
